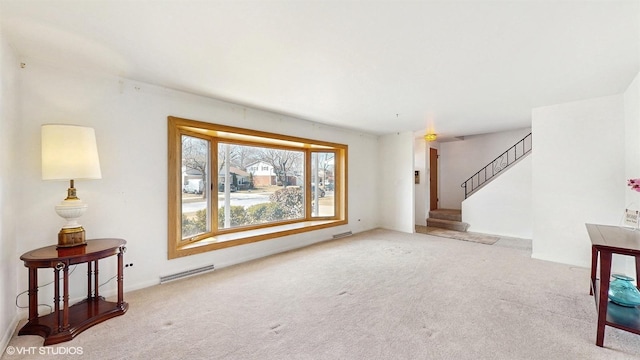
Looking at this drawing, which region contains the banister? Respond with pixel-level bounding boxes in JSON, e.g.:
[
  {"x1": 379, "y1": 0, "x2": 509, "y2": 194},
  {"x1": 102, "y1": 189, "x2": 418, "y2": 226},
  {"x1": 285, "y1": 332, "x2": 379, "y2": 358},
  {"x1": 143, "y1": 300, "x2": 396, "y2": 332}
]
[{"x1": 461, "y1": 133, "x2": 532, "y2": 199}]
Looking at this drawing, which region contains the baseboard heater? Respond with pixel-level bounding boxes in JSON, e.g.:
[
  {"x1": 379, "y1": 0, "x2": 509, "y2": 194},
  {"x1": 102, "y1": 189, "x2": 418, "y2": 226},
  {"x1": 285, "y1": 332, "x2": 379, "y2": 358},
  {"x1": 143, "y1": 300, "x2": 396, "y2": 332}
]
[
  {"x1": 160, "y1": 264, "x2": 215, "y2": 284},
  {"x1": 332, "y1": 231, "x2": 353, "y2": 239}
]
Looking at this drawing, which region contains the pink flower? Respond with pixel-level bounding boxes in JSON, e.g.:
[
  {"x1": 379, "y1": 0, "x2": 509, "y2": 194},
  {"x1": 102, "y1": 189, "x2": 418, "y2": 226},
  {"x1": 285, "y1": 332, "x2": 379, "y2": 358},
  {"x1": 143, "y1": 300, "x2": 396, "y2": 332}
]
[{"x1": 628, "y1": 178, "x2": 640, "y2": 192}]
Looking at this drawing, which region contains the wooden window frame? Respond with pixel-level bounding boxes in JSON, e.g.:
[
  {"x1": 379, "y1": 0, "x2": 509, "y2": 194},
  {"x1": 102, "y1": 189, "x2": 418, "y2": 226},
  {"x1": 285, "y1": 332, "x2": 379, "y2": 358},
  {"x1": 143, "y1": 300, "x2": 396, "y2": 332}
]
[{"x1": 168, "y1": 116, "x2": 348, "y2": 259}]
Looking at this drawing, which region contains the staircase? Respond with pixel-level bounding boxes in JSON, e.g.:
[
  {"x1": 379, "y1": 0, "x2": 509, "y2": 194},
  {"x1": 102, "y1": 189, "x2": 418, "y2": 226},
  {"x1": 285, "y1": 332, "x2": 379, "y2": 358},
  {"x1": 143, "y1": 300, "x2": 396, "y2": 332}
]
[
  {"x1": 460, "y1": 132, "x2": 532, "y2": 199},
  {"x1": 427, "y1": 133, "x2": 532, "y2": 234},
  {"x1": 427, "y1": 209, "x2": 469, "y2": 232}
]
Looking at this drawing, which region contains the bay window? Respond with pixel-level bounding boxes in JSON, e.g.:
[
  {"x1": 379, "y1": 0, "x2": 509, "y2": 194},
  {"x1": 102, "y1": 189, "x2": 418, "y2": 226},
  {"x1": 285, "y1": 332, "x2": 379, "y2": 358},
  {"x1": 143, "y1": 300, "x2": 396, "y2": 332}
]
[{"x1": 168, "y1": 116, "x2": 347, "y2": 259}]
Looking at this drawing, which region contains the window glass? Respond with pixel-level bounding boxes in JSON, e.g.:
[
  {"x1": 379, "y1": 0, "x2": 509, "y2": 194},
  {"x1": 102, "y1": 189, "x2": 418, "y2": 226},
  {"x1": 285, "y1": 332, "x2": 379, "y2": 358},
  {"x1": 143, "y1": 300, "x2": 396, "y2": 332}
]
[
  {"x1": 168, "y1": 116, "x2": 347, "y2": 259},
  {"x1": 217, "y1": 143, "x2": 305, "y2": 229},
  {"x1": 311, "y1": 152, "x2": 335, "y2": 217},
  {"x1": 181, "y1": 135, "x2": 210, "y2": 239}
]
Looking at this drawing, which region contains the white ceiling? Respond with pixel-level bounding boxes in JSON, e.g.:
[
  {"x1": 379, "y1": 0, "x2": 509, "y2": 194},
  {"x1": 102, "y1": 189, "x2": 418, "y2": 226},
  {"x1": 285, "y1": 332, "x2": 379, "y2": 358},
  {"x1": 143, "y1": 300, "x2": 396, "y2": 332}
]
[{"x1": 1, "y1": 0, "x2": 638, "y2": 137}]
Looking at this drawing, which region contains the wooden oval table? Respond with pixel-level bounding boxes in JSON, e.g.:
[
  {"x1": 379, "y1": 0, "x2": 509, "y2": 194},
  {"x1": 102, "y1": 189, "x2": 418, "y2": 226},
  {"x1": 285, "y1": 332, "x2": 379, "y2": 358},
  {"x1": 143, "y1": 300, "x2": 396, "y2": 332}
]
[
  {"x1": 18, "y1": 238, "x2": 128, "y2": 345},
  {"x1": 586, "y1": 224, "x2": 640, "y2": 347}
]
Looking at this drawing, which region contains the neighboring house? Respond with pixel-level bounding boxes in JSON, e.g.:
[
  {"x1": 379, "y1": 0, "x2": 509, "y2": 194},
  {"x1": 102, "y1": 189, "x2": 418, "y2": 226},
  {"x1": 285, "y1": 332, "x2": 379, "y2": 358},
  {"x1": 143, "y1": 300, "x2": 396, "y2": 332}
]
[
  {"x1": 246, "y1": 161, "x2": 298, "y2": 187},
  {"x1": 182, "y1": 167, "x2": 205, "y2": 194},
  {"x1": 183, "y1": 166, "x2": 251, "y2": 192},
  {"x1": 247, "y1": 161, "x2": 273, "y2": 186},
  {"x1": 219, "y1": 166, "x2": 250, "y2": 190}
]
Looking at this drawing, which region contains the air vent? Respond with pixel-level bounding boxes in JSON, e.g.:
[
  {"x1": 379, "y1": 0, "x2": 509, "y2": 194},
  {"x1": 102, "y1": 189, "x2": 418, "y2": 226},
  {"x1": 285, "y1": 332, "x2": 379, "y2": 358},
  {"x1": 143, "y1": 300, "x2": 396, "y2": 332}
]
[
  {"x1": 160, "y1": 264, "x2": 215, "y2": 284},
  {"x1": 332, "y1": 231, "x2": 353, "y2": 239}
]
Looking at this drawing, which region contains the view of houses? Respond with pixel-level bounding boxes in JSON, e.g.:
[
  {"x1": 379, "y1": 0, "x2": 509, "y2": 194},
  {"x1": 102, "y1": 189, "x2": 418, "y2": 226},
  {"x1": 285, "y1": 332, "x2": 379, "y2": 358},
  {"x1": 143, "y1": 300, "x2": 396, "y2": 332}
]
[{"x1": 180, "y1": 139, "x2": 336, "y2": 237}]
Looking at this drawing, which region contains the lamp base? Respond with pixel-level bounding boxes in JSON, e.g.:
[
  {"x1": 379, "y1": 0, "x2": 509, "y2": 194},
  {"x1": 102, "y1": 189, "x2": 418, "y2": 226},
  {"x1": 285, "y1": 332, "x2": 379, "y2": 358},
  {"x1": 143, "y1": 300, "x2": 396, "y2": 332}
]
[{"x1": 57, "y1": 227, "x2": 86, "y2": 248}]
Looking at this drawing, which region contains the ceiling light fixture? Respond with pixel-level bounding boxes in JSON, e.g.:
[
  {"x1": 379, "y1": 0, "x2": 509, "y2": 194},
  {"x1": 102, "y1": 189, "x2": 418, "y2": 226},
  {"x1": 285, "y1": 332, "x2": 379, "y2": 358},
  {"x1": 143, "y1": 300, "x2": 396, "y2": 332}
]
[{"x1": 424, "y1": 133, "x2": 437, "y2": 142}]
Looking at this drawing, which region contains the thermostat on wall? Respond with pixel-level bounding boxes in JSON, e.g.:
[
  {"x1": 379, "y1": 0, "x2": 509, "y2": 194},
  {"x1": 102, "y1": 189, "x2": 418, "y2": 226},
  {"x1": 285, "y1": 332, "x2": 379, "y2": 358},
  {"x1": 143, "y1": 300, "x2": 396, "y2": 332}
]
[{"x1": 624, "y1": 208, "x2": 639, "y2": 229}]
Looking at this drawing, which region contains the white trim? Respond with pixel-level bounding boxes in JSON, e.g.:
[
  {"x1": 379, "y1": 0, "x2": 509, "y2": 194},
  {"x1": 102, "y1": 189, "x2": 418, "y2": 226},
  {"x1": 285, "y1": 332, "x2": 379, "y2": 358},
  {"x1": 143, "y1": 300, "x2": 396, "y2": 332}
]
[{"x1": 0, "y1": 313, "x2": 22, "y2": 355}]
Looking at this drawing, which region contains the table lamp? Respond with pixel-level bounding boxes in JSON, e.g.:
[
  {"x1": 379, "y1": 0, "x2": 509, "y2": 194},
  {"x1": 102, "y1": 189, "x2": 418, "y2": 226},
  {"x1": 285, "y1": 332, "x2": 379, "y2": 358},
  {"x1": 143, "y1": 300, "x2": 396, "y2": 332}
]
[{"x1": 41, "y1": 124, "x2": 102, "y2": 247}]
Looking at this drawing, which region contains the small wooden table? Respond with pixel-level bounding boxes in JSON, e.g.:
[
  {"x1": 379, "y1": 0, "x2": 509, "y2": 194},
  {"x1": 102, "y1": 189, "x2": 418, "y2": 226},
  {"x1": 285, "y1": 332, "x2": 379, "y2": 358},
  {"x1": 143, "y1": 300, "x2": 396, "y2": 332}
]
[
  {"x1": 586, "y1": 224, "x2": 640, "y2": 347},
  {"x1": 18, "y1": 238, "x2": 128, "y2": 345}
]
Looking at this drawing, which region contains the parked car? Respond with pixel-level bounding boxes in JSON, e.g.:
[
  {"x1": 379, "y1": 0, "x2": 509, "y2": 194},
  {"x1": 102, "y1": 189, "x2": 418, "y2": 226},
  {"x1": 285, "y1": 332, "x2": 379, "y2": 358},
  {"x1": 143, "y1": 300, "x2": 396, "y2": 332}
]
[
  {"x1": 218, "y1": 183, "x2": 237, "y2": 192},
  {"x1": 183, "y1": 179, "x2": 204, "y2": 194}
]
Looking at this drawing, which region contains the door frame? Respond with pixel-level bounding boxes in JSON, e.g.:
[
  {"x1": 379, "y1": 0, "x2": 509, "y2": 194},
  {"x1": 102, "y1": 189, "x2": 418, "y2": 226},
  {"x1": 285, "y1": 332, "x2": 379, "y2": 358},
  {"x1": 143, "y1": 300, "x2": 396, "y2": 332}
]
[{"x1": 429, "y1": 147, "x2": 438, "y2": 210}]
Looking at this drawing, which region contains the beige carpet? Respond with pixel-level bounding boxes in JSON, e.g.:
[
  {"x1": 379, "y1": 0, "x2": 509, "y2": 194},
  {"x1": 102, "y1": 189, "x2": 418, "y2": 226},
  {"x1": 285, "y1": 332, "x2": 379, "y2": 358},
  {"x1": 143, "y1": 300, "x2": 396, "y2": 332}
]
[
  {"x1": 415, "y1": 225, "x2": 501, "y2": 245},
  {"x1": 3, "y1": 229, "x2": 640, "y2": 359}
]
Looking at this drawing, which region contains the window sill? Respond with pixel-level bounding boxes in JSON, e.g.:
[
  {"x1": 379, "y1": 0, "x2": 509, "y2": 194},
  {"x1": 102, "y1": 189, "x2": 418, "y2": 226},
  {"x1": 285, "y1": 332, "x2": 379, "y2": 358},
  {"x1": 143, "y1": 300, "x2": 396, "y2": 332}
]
[{"x1": 170, "y1": 219, "x2": 347, "y2": 259}]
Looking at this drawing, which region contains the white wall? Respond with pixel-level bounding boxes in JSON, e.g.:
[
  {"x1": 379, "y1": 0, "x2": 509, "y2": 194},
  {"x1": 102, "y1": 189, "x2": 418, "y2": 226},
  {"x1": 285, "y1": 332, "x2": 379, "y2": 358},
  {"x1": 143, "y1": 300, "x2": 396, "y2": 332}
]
[
  {"x1": 413, "y1": 133, "x2": 441, "y2": 224},
  {"x1": 0, "y1": 33, "x2": 19, "y2": 350},
  {"x1": 413, "y1": 133, "x2": 427, "y2": 226},
  {"x1": 378, "y1": 132, "x2": 414, "y2": 233},
  {"x1": 622, "y1": 72, "x2": 640, "y2": 274},
  {"x1": 413, "y1": 134, "x2": 440, "y2": 226},
  {"x1": 462, "y1": 155, "x2": 532, "y2": 238},
  {"x1": 12, "y1": 60, "x2": 380, "y2": 305},
  {"x1": 532, "y1": 94, "x2": 625, "y2": 267},
  {"x1": 625, "y1": 73, "x2": 640, "y2": 210},
  {"x1": 438, "y1": 128, "x2": 532, "y2": 209}
]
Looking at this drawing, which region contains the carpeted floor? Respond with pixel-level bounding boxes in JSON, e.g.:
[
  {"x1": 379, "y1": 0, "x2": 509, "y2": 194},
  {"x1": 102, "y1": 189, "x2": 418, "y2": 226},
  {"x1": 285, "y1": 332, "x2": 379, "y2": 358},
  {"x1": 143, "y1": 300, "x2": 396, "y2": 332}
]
[{"x1": 3, "y1": 229, "x2": 639, "y2": 359}]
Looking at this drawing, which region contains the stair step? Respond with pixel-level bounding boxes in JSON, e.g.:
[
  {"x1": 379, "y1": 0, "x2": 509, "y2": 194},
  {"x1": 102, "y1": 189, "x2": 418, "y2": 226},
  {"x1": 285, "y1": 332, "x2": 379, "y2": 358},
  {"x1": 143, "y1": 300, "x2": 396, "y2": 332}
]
[
  {"x1": 426, "y1": 218, "x2": 470, "y2": 232},
  {"x1": 429, "y1": 209, "x2": 462, "y2": 222}
]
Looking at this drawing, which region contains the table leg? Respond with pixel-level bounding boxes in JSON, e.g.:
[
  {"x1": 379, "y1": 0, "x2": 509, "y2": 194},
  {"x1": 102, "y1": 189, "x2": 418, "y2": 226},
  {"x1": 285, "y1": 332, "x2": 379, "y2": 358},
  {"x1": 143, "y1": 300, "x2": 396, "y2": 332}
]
[
  {"x1": 53, "y1": 267, "x2": 60, "y2": 331},
  {"x1": 62, "y1": 263, "x2": 69, "y2": 330},
  {"x1": 117, "y1": 246, "x2": 124, "y2": 307},
  {"x1": 87, "y1": 261, "x2": 93, "y2": 299},
  {"x1": 590, "y1": 246, "x2": 597, "y2": 295},
  {"x1": 635, "y1": 256, "x2": 640, "y2": 291},
  {"x1": 27, "y1": 268, "x2": 38, "y2": 323},
  {"x1": 94, "y1": 260, "x2": 99, "y2": 299},
  {"x1": 596, "y1": 250, "x2": 612, "y2": 347}
]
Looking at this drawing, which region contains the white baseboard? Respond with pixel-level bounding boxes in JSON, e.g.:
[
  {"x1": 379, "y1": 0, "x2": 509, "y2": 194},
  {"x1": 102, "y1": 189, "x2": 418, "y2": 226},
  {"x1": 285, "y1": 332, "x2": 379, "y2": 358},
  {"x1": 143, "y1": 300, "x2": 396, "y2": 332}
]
[{"x1": 1, "y1": 313, "x2": 22, "y2": 355}]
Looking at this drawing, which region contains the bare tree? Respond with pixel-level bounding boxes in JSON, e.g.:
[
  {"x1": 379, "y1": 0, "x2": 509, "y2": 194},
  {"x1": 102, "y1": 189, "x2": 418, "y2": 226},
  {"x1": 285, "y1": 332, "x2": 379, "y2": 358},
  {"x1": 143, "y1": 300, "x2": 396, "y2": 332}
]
[
  {"x1": 234, "y1": 145, "x2": 261, "y2": 170},
  {"x1": 317, "y1": 152, "x2": 334, "y2": 186},
  {"x1": 217, "y1": 143, "x2": 234, "y2": 173},
  {"x1": 260, "y1": 148, "x2": 303, "y2": 187},
  {"x1": 218, "y1": 144, "x2": 261, "y2": 171},
  {"x1": 182, "y1": 135, "x2": 208, "y2": 196}
]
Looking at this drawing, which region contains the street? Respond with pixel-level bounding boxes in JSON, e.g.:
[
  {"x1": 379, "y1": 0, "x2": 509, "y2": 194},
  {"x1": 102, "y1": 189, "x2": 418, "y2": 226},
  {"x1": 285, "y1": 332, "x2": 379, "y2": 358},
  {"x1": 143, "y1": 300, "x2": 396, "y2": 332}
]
[
  {"x1": 182, "y1": 190, "x2": 335, "y2": 216},
  {"x1": 182, "y1": 192, "x2": 271, "y2": 213}
]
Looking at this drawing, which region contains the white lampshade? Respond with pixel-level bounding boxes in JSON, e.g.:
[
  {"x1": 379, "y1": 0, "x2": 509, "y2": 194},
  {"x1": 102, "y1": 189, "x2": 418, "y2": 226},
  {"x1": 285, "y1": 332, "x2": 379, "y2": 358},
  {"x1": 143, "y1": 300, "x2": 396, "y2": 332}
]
[
  {"x1": 42, "y1": 124, "x2": 102, "y2": 247},
  {"x1": 42, "y1": 124, "x2": 102, "y2": 180}
]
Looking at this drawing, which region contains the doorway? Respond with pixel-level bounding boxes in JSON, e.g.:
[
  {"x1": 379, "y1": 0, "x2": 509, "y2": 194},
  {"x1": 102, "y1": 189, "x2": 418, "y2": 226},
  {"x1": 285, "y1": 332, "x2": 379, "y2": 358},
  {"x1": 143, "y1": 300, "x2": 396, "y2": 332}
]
[{"x1": 429, "y1": 148, "x2": 438, "y2": 210}]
